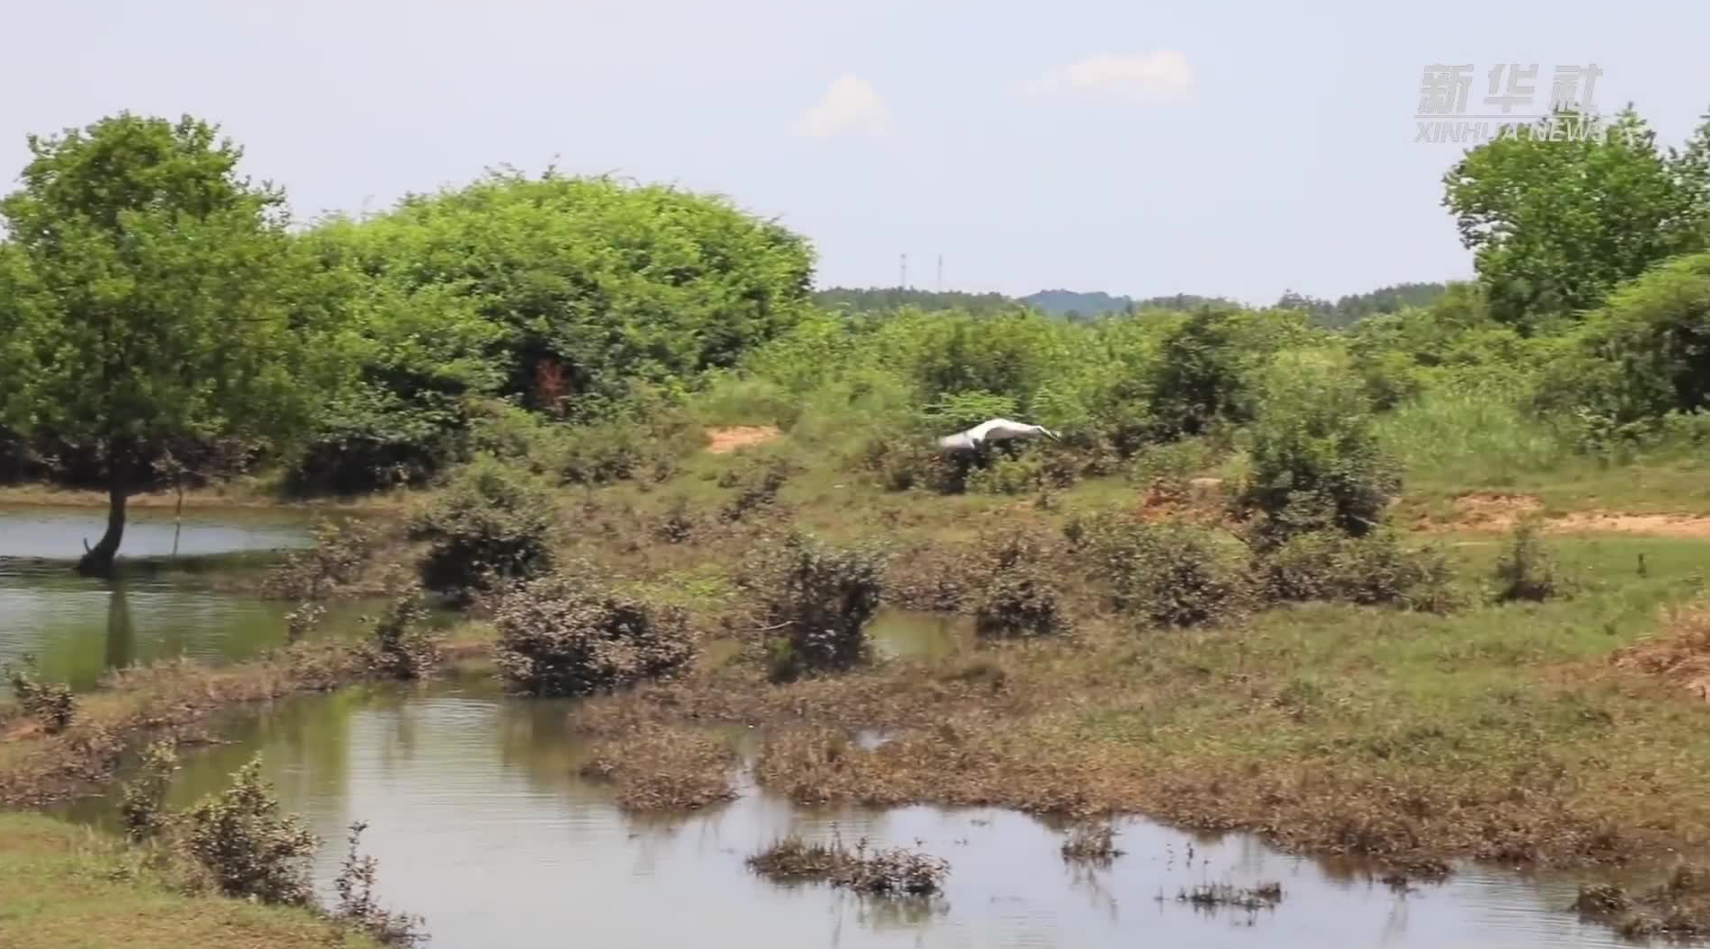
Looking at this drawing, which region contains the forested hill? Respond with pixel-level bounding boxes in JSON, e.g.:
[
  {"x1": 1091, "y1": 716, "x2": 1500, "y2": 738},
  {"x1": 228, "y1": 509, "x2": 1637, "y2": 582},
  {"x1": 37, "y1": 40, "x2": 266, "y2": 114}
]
[
  {"x1": 814, "y1": 284, "x2": 1449, "y2": 324},
  {"x1": 813, "y1": 288, "x2": 1019, "y2": 315}
]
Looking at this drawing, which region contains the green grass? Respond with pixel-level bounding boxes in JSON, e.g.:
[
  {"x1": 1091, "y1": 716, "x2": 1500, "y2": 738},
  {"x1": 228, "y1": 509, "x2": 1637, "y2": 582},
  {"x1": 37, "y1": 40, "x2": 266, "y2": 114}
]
[{"x1": 0, "y1": 813, "x2": 379, "y2": 949}]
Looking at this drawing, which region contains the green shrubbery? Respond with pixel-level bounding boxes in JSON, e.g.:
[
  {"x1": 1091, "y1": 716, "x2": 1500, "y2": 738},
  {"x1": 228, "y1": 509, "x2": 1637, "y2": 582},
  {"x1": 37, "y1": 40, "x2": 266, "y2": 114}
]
[
  {"x1": 409, "y1": 456, "x2": 557, "y2": 600},
  {"x1": 969, "y1": 529, "x2": 1066, "y2": 638},
  {"x1": 1237, "y1": 348, "x2": 1400, "y2": 542},
  {"x1": 182, "y1": 757, "x2": 319, "y2": 906},
  {"x1": 743, "y1": 533, "x2": 886, "y2": 681},
  {"x1": 4, "y1": 658, "x2": 74, "y2": 733},
  {"x1": 1078, "y1": 516, "x2": 1256, "y2": 627},
  {"x1": 492, "y1": 573, "x2": 697, "y2": 696},
  {"x1": 1257, "y1": 529, "x2": 1458, "y2": 611}
]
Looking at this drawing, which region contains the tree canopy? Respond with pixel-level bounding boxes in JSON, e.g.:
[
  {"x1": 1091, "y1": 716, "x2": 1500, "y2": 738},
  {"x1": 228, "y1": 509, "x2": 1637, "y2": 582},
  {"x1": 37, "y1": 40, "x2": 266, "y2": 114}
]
[
  {"x1": 0, "y1": 113, "x2": 311, "y2": 573},
  {"x1": 1443, "y1": 107, "x2": 1710, "y2": 328}
]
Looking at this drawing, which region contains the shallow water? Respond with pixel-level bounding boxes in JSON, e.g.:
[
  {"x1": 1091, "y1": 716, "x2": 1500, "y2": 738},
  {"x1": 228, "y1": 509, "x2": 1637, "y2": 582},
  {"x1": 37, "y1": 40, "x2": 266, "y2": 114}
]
[
  {"x1": 63, "y1": 677, "x2": 1641, "y2": 949},
  {"x1": 0, "y1": 505, "x2": 368, "y2": 693}
]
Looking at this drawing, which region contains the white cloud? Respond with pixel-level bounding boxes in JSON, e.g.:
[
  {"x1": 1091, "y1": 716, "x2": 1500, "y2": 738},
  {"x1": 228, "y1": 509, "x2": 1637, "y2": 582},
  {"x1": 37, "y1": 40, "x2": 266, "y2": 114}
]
[
  {"x1": 1033, "y1": 51, "x2": 1194, "y2": 103},
  {"x1": 793, "y1": 73, "x2": 893, "y2": 138}
]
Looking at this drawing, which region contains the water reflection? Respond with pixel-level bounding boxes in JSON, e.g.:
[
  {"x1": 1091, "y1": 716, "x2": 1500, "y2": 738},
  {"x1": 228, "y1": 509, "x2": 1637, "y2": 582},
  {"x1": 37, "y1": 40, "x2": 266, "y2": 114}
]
[{"x1": 63, "y1": 680, "x2": 1642, "y2": 949}]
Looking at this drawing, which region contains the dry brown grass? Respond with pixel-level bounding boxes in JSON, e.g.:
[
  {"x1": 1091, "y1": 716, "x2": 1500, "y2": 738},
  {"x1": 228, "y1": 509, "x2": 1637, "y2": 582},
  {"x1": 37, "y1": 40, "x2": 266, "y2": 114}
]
[
  {"x1": 579, "y1": 724, "x2": 736, "y2": 810},
  {"x1": 1613, "y1": 604, "x2": 1710, "y2": 701}
]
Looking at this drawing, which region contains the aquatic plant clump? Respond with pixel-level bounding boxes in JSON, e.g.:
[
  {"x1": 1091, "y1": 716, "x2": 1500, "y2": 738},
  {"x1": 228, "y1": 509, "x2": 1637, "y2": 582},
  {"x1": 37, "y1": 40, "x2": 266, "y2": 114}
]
[
  {"x1": 492, "y1": 574, "x2": 697, "y2": 697},
  {"x1": 1574, "y1": 863, "x2": 1710, "y2": 940},
  {"x1": 747, "y1": 832, "x2": 949, "y2": 897},
  {"x1": 579, "y1": 726, "x2": 737, "y2": 810},
  {"x1": 1059, "y1": 821, "x2": 1124, "y2": 865},
  {"x1": 1177, "y1": 881, "x2": 1284, "y2": 911}
]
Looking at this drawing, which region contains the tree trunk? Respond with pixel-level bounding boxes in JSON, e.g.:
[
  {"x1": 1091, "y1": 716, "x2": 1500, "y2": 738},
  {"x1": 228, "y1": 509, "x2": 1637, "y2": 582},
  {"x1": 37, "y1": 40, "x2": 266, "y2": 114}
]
[{"x1": 77, "y1": 467, "x2": 129, "y2": 577}]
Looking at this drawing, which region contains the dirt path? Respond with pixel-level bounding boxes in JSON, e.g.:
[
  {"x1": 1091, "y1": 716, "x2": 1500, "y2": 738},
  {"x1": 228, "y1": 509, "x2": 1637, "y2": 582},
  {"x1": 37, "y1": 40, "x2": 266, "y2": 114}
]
[
  {"x1": 704, "y1": 425, "x2": 781, "y2": 454},
  {"x1": 1430, "y1": 493, "x2": 1710, "y2": 538}
]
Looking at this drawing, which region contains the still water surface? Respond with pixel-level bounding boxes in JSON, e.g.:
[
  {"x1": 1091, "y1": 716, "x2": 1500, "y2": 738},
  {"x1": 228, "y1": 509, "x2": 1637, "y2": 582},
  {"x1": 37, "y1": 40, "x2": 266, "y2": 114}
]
[{"x1": 2, "y1": 504, "x2": 1657, "y2": 948}]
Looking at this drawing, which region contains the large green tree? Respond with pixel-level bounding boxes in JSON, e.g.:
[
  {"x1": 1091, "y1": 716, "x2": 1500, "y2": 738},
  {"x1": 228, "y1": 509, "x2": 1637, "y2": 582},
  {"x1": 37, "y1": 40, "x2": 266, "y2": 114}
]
[
  {"x1": 1443, "y1": 107, "x2": 1710, "y2": 328},
  {"x1": 0, "y1": 114, "x2": 309, "y2": 574}
]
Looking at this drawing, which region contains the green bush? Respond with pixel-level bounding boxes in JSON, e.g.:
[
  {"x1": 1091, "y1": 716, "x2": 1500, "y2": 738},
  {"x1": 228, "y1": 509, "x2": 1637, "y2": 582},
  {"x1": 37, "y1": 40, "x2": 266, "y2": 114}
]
[
  {"x1": 182, "y1": 756, "x2": 319, "y2": 906},
  {"x1": 745, "y1": 533, "x2": 885, "y2": 681},
  {"x1": 363, "y1": 586, "x2": 445, "y2": 680},
  {"x1": 492, "y1": 573, "x2": 696, "y2": 697},
  {"x1": 333, "y1": 822, "x2": 427, "y2": 947},
  {"x1": 409, "y1": 456, "x2": 557, "y2": 600},
  {"x1": 1238, "y1": 349, "x2": 1399, "y2": 542},
  {"x1": 1082, "y1": 516, "x2": 1255, "y2": 627},
  {"x1": 5, "y1": 658, "x2": 74, "y2": 733},
  {"x1": 970, "y1": 530, "x2": 1066, "y2": 638},
  {"x1": 1259, "y1": 529, "x2": 1459, "y2": 611},
  {"x1": 119, "y1": 740, "x2": 179, "y2": 842},
  {"x1": 1534, "y1": 253, "x2": 1710, "y2": 427},
  {"x1": 720, "y1": 455, "x2": 795, "y2": 522},
  {"x1": 1493, "y1": 520, "x2": 1562, "y2": 602},
  {"x1": 262, "y1": 517, "x2": 379, "y2": 600}
]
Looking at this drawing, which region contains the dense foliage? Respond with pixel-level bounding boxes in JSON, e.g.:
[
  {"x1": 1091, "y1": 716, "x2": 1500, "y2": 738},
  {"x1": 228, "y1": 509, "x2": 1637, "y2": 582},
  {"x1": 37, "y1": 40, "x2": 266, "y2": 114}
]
[{"x1": 492, "y1": 573, "x2": 696, "y2": 696}]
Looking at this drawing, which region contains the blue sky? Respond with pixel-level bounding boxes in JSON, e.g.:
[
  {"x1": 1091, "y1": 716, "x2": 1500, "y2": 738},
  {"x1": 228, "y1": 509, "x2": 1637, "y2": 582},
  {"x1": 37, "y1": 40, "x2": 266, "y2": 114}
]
[{"x1": 3, "y1": 0, "x2": 1706, "y2": 303}]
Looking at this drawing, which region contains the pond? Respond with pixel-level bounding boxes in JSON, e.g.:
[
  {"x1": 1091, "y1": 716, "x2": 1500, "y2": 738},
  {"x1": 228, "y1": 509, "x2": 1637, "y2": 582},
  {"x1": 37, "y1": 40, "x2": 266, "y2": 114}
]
[
  {"x1": 62, "y1": 675, "x2": 1640, "y2": 949},
  {"x1": 0, "y1": 505, "x2": 374, "y2": 693}
]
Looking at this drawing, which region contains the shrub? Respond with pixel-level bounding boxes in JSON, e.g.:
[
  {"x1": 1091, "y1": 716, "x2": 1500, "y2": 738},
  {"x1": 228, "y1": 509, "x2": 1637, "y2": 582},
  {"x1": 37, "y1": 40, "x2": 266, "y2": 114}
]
[
  {"x1": 1082, "y1": 517, "x2": 1255, "y2": 627},
  {"x1": 5, "y1": 658, "x2": 75, "y2": 733},
  {"x1": 181, "y1": 756, "x2": 318, "y2": 906},
  {"x1": 1494, "y1": 520, "x2": 1562, "y2": 602},
  {"x1": 969, "y1": 530, "x2": 1066, "y2": 638},
  {"x1": 720, "y1": 455, "x2": 794, "y2": 522},
  {"x1": 333, "y1": 822, "x2": 428, "y2": 947},
  {"x1": 745, "y1": 533, "x2": 885, "y2": 681},
  {"x1": 364, "y1": 585, "x2": 445, "y2": 680},
  {"x1": 263, "y1": 517, "x2": 379, "y2": 600},
  {"x1": 119, "y1": 740, "x2": 180, "y2": 842},
  {"x1": 492, "y1": 573, "x2": 696, "y2": 696},
  {"x1": 1238, "y1": 349, "x2": 1399, "y2": 542},
  {"x1": 1259, "y1": 529, "x2": 1459, "y2": 611},
  {"x1": 409, "y1": 455, "x2": 557, "y2": 600}
]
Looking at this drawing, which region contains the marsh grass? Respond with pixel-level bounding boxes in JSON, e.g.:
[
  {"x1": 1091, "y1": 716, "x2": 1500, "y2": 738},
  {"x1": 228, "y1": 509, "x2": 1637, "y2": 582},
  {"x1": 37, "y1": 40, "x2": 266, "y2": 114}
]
[
  {"x1": 1178, "y1": 881, "x2": 1284, "y2": 911},
  {"x1": 1574, "y1": 863, "x2": 1710, "y2": 939},
  {"x1": 1060, "y1": 821, "x2": 1124, "y2": 865},
  {"x1": 747, "y1": 830, "x2": 949, "y2": 896},
  {"x1": 579, "y1": 725, "x2": 737, "y2": 810}
]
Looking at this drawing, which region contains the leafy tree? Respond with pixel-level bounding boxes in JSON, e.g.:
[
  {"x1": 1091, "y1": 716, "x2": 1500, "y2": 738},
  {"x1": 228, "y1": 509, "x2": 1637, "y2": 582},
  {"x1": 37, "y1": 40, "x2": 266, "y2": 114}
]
[
  {"x1": 0, "y1": 114, "x2": 310, "y2": 573},
  {"x1": 332, "y1": 171, "x2": 815, "y2": 417},
  {"x1": 1443, "y1": 107, "x2": 1710, "y2": 328},
  {"x1": 1534, "y1": 251, "x2": 1710, "y2": 424}
]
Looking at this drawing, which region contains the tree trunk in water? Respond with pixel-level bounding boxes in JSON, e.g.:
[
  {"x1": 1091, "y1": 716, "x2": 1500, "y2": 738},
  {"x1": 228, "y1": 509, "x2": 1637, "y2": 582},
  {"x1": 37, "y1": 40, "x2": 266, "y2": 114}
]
[{"x1": 77, "y1": 476, "x2": 128, "y2": 577}]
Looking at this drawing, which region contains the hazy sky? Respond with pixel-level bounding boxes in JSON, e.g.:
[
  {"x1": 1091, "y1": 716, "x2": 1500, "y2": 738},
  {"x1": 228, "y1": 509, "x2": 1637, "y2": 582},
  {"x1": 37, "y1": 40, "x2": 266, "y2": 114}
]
[{"x1": 3, "y1": 1, "x2": 1707, "y2": 304}]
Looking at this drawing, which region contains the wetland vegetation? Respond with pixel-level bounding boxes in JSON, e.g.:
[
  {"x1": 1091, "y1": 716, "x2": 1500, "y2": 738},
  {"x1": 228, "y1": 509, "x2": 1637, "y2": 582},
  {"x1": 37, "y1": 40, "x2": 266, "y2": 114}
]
[{"x1": 5, "y1": 101, "x2": 1710, "y2": 945}]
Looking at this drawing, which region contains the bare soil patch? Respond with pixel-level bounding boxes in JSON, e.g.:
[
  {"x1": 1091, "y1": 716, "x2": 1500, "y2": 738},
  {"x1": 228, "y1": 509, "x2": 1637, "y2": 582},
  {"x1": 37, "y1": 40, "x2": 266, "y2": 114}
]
[
  {"x1": 1431, "y1": 493, "x2": 1710, "y2": 538},
  {"x1": 704, "y1": 426, "x2": 781, "y2": 454}
]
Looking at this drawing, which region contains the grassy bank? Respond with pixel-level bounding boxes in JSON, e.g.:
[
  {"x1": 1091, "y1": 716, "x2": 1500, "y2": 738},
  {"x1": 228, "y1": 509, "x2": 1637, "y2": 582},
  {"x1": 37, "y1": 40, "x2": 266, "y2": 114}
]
[{"x1": 0, "y1": 813, "x2": 380, "y2": 949}]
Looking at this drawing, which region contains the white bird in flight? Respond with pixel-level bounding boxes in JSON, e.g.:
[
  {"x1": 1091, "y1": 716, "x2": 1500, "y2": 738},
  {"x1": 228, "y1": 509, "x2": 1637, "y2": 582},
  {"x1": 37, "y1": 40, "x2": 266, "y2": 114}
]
[{"x1": 938, "y1": 418, "x2": 1062, "y2": 453}]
